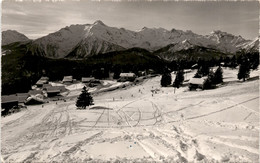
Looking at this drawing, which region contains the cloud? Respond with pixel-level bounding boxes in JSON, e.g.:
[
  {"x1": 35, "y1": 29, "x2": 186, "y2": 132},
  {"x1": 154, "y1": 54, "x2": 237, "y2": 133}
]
[
  {"x1": 243, "y1": 18, "x2": 259, "y2": 23},
  {"x1": 2, "y1": 9, "x2": 27, "y2": 16}
]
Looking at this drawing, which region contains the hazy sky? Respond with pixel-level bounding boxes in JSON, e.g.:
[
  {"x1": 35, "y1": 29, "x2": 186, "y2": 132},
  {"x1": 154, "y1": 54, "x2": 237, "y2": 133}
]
[{"x1": 2, "y1": 0, "x2": 259, "y2": 40}]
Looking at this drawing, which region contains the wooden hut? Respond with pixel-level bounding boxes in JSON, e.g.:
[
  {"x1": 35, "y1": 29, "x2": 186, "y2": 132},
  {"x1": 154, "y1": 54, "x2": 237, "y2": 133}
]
[
  {"x1": 36, "y1": 77, "x2": 49, "y2": 87},
  {"x1": 188, "y1": 77, "x2": 207, "y2": 90},
  {"x1": 119, "y1": 73, "x2": 136, "y2": 82},
  {"x1": 1, "y1": 95, "x2": 19, "y2": 115}
]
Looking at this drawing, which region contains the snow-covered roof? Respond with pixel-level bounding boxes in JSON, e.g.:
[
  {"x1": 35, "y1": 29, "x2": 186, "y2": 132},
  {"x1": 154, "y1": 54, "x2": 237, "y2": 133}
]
[
  {"x1": 36, "y1": 80, "x2": 47, "y2": 85},
  {"x1": 16, "y1": 93, "x2": 29, "y2": 97},
  {"x1": 46, "y1": 86, "x2": 66, "y2": 93},
  {"x1": 2, "y1": 94, "x2": 30, "y2": 103},
  {"x1": 184, "y1": 69, "x2": 192, "y2": 73},
  {"x1": 64, "y1": 76, "x2": 73, "y2": 78},
  {"x1": 42, "y1": 84, "x2": 52, "y2": 89},
  {"x1": 16, "y1": 93, "x2": 29, "y2": 103},
  {"x1": 40, "y1": 77, "x2": 49, "y2": 81},
  {"x1": 46, "y1": 88, "x2": 60, "y2": 93},
  {"x1": 82, "y1": 77, "x2": 95, "y2": 82},
  {"x1": 46, "y1": 89, "x2": 60, "y2": 93},
  {"x1": 120, "y1": 73, "x2": 136, "y2": 77},
  {"x1": 191, "y1": 64, "x2": 198, "y2": 68},
  {"x1": 18, "y1": 96, "x2": 28, "y2": 103},
  {"x1": 63, "y1": 76, "x2": 73, "y2": 82},
  {"x1": 28, "y1": 90, "x2": 42, "y2": 95},
  {"x1": 2, "y1": 95, "x2": 18, "y2": 103},
  {"x1": 36, "y1": 77, "x2": 49, "y2": 85},
  {"x1": 25, "y1": 95, "x2": 44, "y2": 104},
  {"x1": 189, "y1": 77, "x2": 207, "y2": 85}
]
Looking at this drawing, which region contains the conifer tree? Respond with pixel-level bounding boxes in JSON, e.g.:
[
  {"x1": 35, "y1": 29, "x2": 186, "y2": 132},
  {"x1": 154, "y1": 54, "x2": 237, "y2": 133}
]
[
  {"x1": 213, "y1": 66, "x2": 223, "y2": 84},
  {"x1": 161, "y1": 73, "x2": 172, "y2": 87},
  {"x1": 173, "y1": 70, "x2": 184, "y2": 88},
  {"x1": 76, "y1": 86, "x2": 94, "y2": 109},
  {"x1": 249, "y1": 52, "x2": 259, "y2": 70},
  {"x1": 238, "y1": 57, "x2": 250, "y2": 82},
  {"x1": 203, "y1": 70, "x2": 215, "y2": 89},
  {"x1": 230, "y1": 55, "x2": 237, "y2": 69},
  {"x1": 194, "y1": 60, "x2": 210, "y2": 78}
]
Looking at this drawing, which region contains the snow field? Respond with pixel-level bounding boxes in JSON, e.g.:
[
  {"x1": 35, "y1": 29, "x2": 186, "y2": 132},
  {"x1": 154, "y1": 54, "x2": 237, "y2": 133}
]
[{"x1": 1, "y1": 68, "x2": 259, "y2": 162}]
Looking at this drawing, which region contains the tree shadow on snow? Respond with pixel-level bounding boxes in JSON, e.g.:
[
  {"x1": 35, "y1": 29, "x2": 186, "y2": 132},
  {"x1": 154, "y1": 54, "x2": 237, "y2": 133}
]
[{"x1": 89, "y1": 106, "x2": 113, "y2": 110}]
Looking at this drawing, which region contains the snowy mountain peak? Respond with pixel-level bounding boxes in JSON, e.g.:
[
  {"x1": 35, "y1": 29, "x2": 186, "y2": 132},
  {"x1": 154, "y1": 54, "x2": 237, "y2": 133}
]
[
  {"x1": 206, "y1": 30, "x2": 248, "y2": 53},
  {"x1": 210, "y1": 30, "x2": 222, "y2": 34},
  {"x1": 209, "y1": 30, "x2": 246, "y2": 41},
  {"x1": 210, "y1": 30, "x2": 232, "y2": 36},
  {"x1": 93, "y1": 20, "x2": 106, "y2": 26},
  {"x1": 2, "y1": 30, "x2": 30, "y2": 46}
]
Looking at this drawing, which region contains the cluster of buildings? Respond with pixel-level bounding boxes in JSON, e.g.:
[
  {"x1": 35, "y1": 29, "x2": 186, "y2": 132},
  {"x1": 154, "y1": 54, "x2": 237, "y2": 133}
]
[
  {"x1": 1, "y1": 93, "x2": 44, "y2": 116},
  {"x1": 2, "y1": 72, "x2": 140, "y2": 116},
  {"x1": 2, "y1": 76, "x2": 68, "y2": 116}
]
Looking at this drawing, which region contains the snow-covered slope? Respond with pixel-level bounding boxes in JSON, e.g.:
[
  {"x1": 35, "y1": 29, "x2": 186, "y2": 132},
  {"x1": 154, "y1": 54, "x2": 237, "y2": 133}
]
[
  {"x1": 154, "y1": 42, "x2": 226, "y2": 61},
  {"x1": 2, "y1": 30, "x2": 30, "y2": 46},
  {"x1": 240, "y1": 37, "x2": 259, "y2": 53},
  {"x1": 27, "y1": 20, "x2": 252, "y2": 58},
  {"x1": 66, "y1": 37, "x2": 125, "y2": 58},
  {"x1": 206, "y1": 30, "x2": 250, "y2": 53},
  {"x1": 1, "y1": 68, "x2": 259, "y2": 162}
]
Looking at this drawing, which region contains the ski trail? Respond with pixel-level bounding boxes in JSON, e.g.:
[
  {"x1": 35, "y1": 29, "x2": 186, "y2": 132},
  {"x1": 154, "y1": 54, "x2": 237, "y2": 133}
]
[
  {"x1": 91, "y1": 109, "x2": 106, "y2": 128},
  {"x1": 213, "y1": 138, "x2": 258, "y2": 155},
  {"x1": 186, "y1": 97, "x2": 259, "y2": 120},
  {"x1": 217, "y1": 135, "x2": 258, "y2": 142}
]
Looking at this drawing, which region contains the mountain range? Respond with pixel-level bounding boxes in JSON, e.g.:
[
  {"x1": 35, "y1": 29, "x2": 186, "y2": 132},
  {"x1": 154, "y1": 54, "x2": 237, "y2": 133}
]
[{"x1": 2, "y1": 20, "x2": 259, "y2": 60}]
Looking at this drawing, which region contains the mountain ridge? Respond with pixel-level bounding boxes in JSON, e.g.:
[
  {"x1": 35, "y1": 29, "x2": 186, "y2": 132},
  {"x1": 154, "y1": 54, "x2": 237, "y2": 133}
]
[{"x1": 2, "y1": 20, "x2": 257, "y2": 59}]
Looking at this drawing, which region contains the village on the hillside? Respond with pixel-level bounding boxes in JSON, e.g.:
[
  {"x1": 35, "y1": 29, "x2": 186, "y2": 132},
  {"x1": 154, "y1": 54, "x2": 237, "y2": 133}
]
[
  {"x1": 2, "y1": 70, "x2": 152, "y2": 116},
  {"x1": 1, "y1": 59, "x2": 254, "y2": 116}
]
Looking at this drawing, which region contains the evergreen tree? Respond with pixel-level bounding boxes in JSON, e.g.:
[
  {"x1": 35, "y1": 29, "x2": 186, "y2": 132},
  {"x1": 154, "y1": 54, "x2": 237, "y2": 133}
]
[
  {"x1": 194, "y1": 65, "x2": 209, "y2": 78},
  {"x1": 236, "y1": 53, "x2": 243, "y2": 65},
  {"x1": 113, "y1": 65, "x2": 121, "y2": 79},
  {"x1": 218, "y1": 56, "x2": 224, "y2": 65},
  {"x1": 113, "y1": 70, "x2": 121, "y2": 79},
  {"x1": 203, "y1": 70, "x2": 215, "y2": 89},
  {"x1": 230, "y1": 55, "x2": 237, "y2": 69},
  {"x1": 238, "y1": 57, "x2": 250, "y2": 82},
  {"x1": 249, "y1": 52, "x2": 259, "y2": 70},
  {"x1": 161, "y1": 73, "x2": 172, "y2": 87},
  {"x1": 194, "y1": 59, "x2": 210, "y2": 77},
  {"x1": 224, "y1": 57, "x2": 231, "y2": 67},
  {"x1": 173, "y1": 70, "x2": 184, "y2": 88},
  {"x1": 76, "y1": 86, "x2": 94, "y2": 109},
  {"x1": 213, "y1": 66, "x2": 223, "y2": 84}
]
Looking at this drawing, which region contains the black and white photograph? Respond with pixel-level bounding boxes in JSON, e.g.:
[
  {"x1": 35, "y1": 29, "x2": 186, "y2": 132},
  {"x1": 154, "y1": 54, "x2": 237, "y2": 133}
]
[{"x1": 1, "y1": 0, "x2": 259, "y2": 162}]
